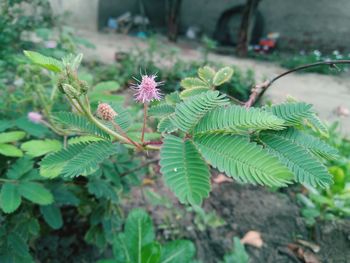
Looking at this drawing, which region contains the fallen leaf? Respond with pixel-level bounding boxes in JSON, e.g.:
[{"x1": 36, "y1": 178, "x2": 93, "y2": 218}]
[
  {"x1": 297, "y1": 239, "x2": 320, "y2": 253},
  {"x1": 241, "y1": 230, "x2": 263, "y2": 248},
  {"x1": 213, "y1": 174, "x2": 233, "y2": 184},
  {"x1": 142, "y1": 178, "x2": 155, "y2": 186}
]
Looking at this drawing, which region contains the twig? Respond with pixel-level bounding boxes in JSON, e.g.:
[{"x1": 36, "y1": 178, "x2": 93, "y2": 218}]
[
  {"x1": 119, "y1": 158, "x2": 159, "y2": 177},
  {"x1": 244, "y1": 60, "x2": 350, "y2": 107}
]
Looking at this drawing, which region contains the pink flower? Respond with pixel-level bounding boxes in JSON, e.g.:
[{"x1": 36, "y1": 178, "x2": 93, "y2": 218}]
[
  {"x1": 132, "y1": 75, "x2": 162, "y2": 103},
  {"x1": 28, "y1": 112, "x2": 43, "y2": 124}
]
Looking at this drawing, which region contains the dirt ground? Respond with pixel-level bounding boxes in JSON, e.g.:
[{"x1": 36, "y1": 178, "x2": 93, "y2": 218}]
[
  {"x1": 124, "y1": 178, "x2": 350, "y2": 263},
  {"x1": 77, "y1": 30, "x2": 350, "y2": 135}
]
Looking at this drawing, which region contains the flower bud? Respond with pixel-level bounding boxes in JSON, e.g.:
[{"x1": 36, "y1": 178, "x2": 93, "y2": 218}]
[
  {"x1": 97, "y1": 103, "x2": 117, "y2": 121},
  {"x1": 28, "y1": 112, "x2": 43, "y2": 124}
]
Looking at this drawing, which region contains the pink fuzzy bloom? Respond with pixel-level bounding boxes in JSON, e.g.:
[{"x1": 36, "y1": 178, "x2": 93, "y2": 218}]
[
  {"x1": 28, "y1": 112, "x2": 43, "y2": 124},
  {"x1": 97, "y1": 103, "x2": 117, "y2": 121},
  {"x1": 132, "y1": 75, "x2": 162, "y2": 103}
]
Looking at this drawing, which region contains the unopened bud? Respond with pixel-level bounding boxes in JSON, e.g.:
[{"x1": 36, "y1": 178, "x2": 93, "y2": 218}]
[
  {"x1": 97, "y1": 103, "x2": 117, "y2": 121},
  {"x1": 63, "y1": 84, "x2": 80, "y2": 97}
]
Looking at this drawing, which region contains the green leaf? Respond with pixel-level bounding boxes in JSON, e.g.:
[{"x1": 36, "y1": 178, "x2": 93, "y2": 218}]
[
  {"x1": 198, "y1": 66, "x2": 216, "y2": 84},
  {"x1": 15, "y1": 116, "x2": 49, "y2": 137},
  {"x1": 223, "y1": 237, "x2": 249, "y2": 263},
  {"x1": 94, "y1": 81, "x2": 120, "y2": 92},
  {"x1": 18, "y1": 181, "x2": 54, "y2": 205},
  {"x1": 112, "y1": 233, "x2": 131, "y2": 263},
  {"x1": 194, "y1": 134, "x2": 293, "y2": 187},
  {"x1": 171, "y1": 91, "x2": 229, "y2": 132},
  {"x1": 180, "y1": 77, "x2": 209, "y2": 90},
  {"x1": 213, "y1": 67, "x2": 233, "y2": 86},
  {"x1": 124, "y1": 209, "x2": 155, "y2": 263},
  {"x1": 0, "y1": 131, "x2": 26, "y2": 143},
  {"x1": 40, "y1": 204, "x2": 63, "y2": 229},
  {"x1": 0, "y1": 183, "x2": 21, "y2": 213},
  {"x1": 160, "y1": 135, "x2": 211, "y2": 205},
  {"x1": 8, "y1": 232, "x2": 29, "y2": 257},
  {"x1": 180, "y1": 87, "x2": 210, "y2": 99},
  {"x1": 193, "y1": 105, "x2": 285, "y2": 134},
  {"x1": 260, "y1": 132, "x2": 333, "y2": 188},
  {"x1": 165, "y1": 92, "x2": 181, "y2": 105},
  {"x1": 53, "y1": 112, "x2": 110, "y2": 139},
  {"x1": 68, "y1": 135, "x2": 103, "y2": 145},
  {"x1": 0, "y1": 144, "x2": 23, "y2": 157},
  {"x1": 24, "y1": 50, "x2": 63, "y2": 72},
  {"x1": 141, "y1": 242, "x2": 161, "y2": 263},
  {"x1": 160, "y1": 240, "x2": 196, "y2": 263},
  {"x1": 306, "y1": 113, "x2": 329, "y2": 138},
  {"x1": 266, "y1": 102, "x2": 313, "y2": 126},
  {"x1": 21, "y1": 139, "x2": 62, "y2": 157},
  {"x1": 0, "y1": 120, "x2": 14, "y2": 132},
  {"x1": 157, "y1": 116, "x2": 178, "y2": 133},
  {"x1": 40, "y1": 141, "x2": 116, "y2": 178},
  {"x1": 149, "y1": 104, "x2": 175, "y2": 118},
  {"x1": 6, "y1": 156, "x2": 34, "y2": 179},
  {"x1": 273, "y1": 128, "x2": 338, "y2": 160},
  {"x1": 87, "y1": 178, "x2": 118, "y2": 203},
  {"x1": 110, "y1": 103, "x2": 132, "y2": 131}
]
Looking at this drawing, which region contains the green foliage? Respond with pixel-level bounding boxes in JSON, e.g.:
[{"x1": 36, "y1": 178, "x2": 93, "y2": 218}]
[
  {"x1": 260, "y1": 132, "x2": 333, "y2": 188},
  {"x1": 194, "y1": 104, "x2": 285, "y2": 134},
  {"x1": 0, "y1": 131, "x2": 26, "y2": 157},
  {"x1": 18, "y1": 181, "x2": 53, "y2": 205},
  {"x1": 40, "y1": 140, "x2": 116, "y2": 178},
  {"x1": 194, "y1": 134, "x2": 293, "y2": 187},
  {"x1": 265, "y1": 102, "x2": 313, "y2": 126},
  {"x1": 21, "y1": 139, "x2": 62, "y2": 157},
  {"x1": 213, "y1": 67, "x2": 234, "y2": 86},
  {"x1": 0, "y1": 183, "x2": 21, "y2": 213},
  {"x1": 222, "y1": 237, "x2": 249, "y2": 263},
  {"x1": 171, "y1": 91, "x2": 229, "y2": 132},
  {"x1": 53, "y1": 112, "x2": 110, "y2": 139},
  {"x1": 101, "y1": 209, "x2": 196, "y2": 263},
  {"x1": 24, "y1": 51, "x2": 63, "y2": 72},
  {"x1": 160, "y1": 135, "x2": 211, "y2": 205}
]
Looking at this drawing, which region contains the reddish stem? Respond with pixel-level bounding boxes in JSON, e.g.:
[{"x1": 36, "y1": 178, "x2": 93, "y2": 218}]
[{"x1": 141, "y1": 103, "x2": 148, "y2": 143}]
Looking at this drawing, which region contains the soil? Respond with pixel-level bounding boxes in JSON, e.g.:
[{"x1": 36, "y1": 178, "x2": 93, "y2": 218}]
[{"x1": 125, "y1": 177, "x2": 350, "y2": 263}]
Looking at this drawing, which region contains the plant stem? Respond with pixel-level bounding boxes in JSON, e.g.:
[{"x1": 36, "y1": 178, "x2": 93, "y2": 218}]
[
  {"x1": 111, "y1": 121, "x2": 143, "y2": 150},
  {"x1": 119, "y1": 158, "x2": 159, "y2": 177},
  {"x1": 244, "y1": 59, "x2": 350, "y2": 107},
  {"x1": 141, "y1": 103, "x2": 148, "y2": 143}
]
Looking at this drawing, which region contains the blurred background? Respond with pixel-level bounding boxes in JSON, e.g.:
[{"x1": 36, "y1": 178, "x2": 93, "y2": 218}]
[{"x1": 0, "y1": 1, "x2": 350, "y2": 262}]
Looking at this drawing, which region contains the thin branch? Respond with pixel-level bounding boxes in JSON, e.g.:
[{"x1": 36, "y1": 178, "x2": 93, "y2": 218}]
[
  {"x1": 119, "y1": 158, "x2": 159, "y2": 177},
  {"x1": 244, "y1": 60, "x2": 350, "y2": 107}
]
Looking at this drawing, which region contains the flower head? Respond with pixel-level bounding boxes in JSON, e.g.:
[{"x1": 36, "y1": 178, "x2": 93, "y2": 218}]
[
  {"x1": 28, "y1": 112, "x2": 43, "y2": 124},
  {"x1": 132, "y1": 74, "x2": 162, "y2": 103},
  {"x1": 97, "y1": 103, "x2": 117, "y2": 121}
]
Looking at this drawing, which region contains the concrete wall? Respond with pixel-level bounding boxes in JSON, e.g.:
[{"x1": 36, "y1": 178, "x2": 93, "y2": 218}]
[
  {"x1": 49, "y1": 0, "x2": 350, "y2": 51},
  {"x1": 260, "y1": 0, "x2": 350, "y2": 51},
  {"x1": 49, "y1": 0, "x2": 99, "y2": 31}
]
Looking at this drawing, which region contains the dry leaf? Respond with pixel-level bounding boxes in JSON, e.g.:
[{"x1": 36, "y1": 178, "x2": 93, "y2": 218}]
[
  {"x1": 241, "y1": 230, "x2": 263, "y2": 248},
  {"x1": 213, "y1": 174, "x2": 233, "y2": 184},
  {"x1": 297, "y1": 239, "x2": 320, "y2": 253},
  {"x1": 142, "y1": 178, "x2": 155, "y2": 186}
]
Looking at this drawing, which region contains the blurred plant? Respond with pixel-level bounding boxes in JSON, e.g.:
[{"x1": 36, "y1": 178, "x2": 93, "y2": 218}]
[
  {"x1": 221, "y1": 237, "x2": 249, "y2": 263},
  {"x1": 249, "y1": 49, "x2": 349, "y2": 75},
  {"x1": 97, "y1": 208, "x2": 196, "y2": 263},
  {"x1": 187, "y1": 205, "x2": 226, "y2": 232},
  {"x1": 298, "y1": 122, "x2": 350, "y2": 225},
  {"x1": 200, "y1": 36, "x2": 218, "y2": 63}
]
